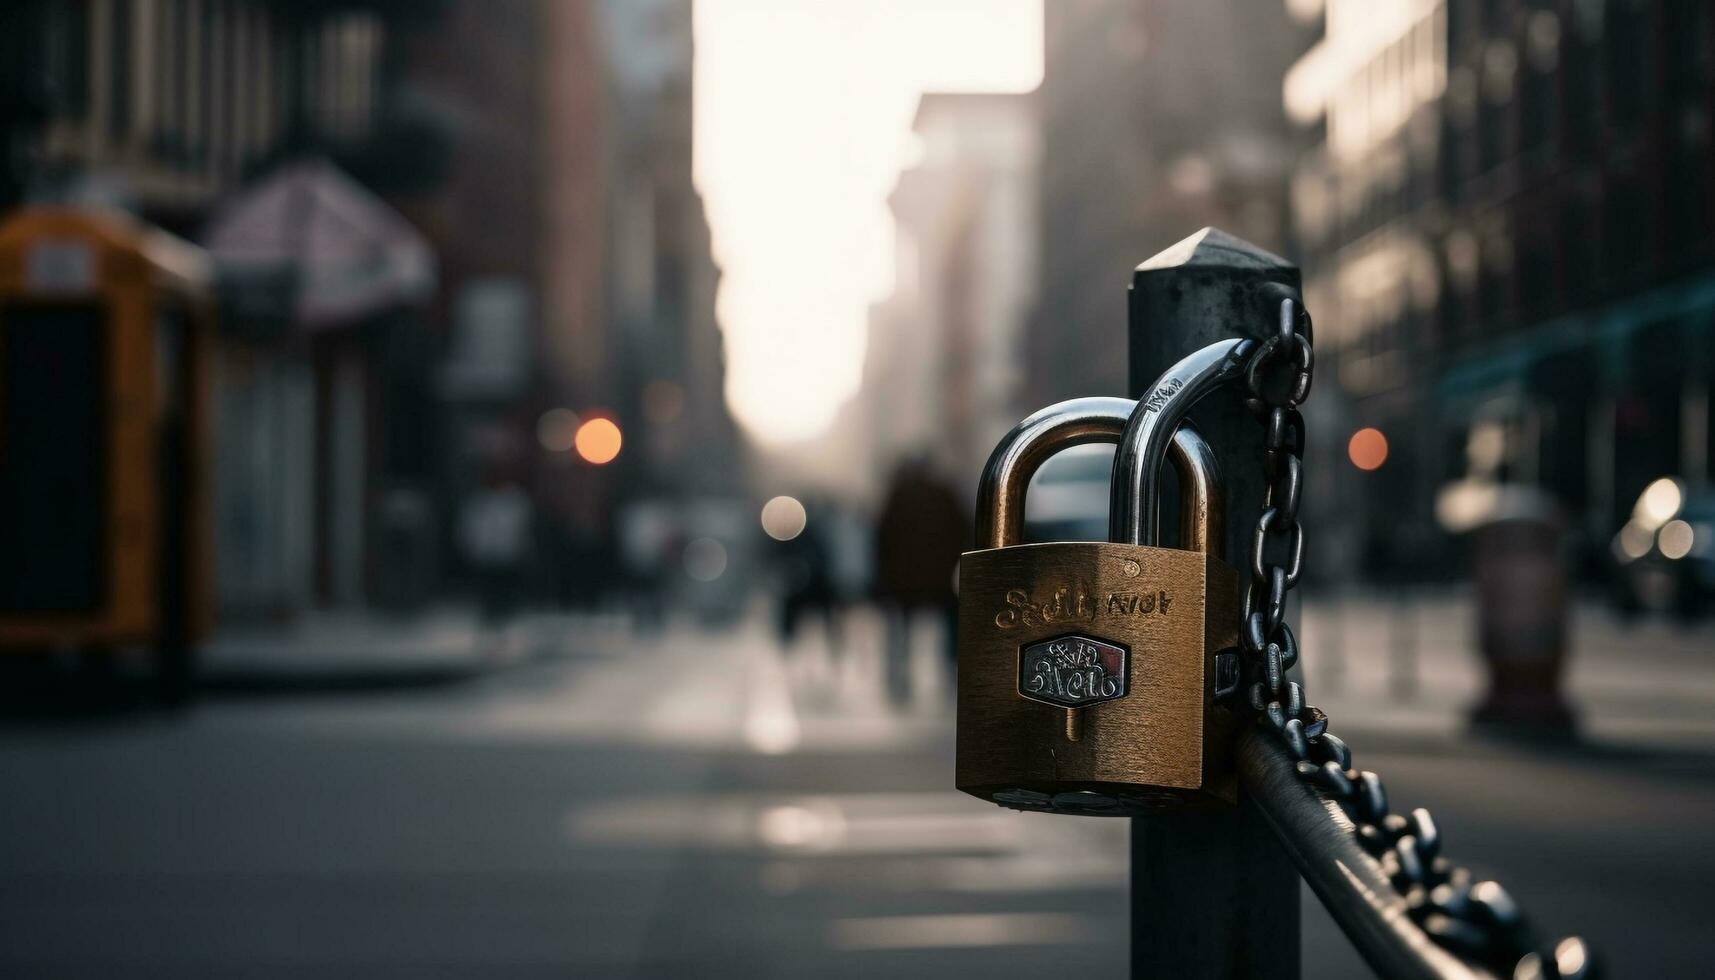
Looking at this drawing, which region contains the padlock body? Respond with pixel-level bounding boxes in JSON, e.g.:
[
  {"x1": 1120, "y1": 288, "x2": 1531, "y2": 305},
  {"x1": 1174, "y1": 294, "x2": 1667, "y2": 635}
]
[{"x1": 956, "y1": 541, "x2": 1239, "y2": 815}]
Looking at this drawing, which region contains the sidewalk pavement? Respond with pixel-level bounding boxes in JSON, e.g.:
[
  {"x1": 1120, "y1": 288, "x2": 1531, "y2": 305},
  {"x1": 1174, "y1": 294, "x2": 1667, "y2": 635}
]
[
  {"x1": 1300, "y1": 589, "x2": 1715, "y2": 752},
  {"x1": 167, "y1": 595, "x2": 1714, "y2": 977},
  {"x1": 196, "y1": 590, "x2": 1715, "y2": 755},
  {"x1": 199, "y1": 606, "x2": 620, "y2": 690}
]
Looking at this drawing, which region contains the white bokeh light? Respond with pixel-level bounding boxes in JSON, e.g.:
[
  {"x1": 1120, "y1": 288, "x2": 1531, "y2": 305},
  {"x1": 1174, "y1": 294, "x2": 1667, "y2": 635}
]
[
  {"x1": 683, "y1": 537, "x2": 729, "y2": 581},
  {"x1": 760, "y1": 495, "x2": 808, "y2": 542},
  {"x1": 1659, "y1": 519, "x2": 1695, "y2": 560},
  {"x1": 1635, "y1": 477, "x2": 1684, "y2": 529},
  {"x1": 1615, "y1": 521, "x2": 1653, "y2": 561}
]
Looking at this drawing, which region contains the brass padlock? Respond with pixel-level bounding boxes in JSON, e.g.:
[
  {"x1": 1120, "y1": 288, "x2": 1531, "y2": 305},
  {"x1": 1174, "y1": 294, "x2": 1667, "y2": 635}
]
[{"x1": 955, "y1": 395, "x2": 1240, "y2": 815}]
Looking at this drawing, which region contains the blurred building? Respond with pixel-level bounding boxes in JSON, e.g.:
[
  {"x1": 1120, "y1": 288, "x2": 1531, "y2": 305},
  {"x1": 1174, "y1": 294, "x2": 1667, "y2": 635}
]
[
  {"x1": 596, "y1": 0, "x2": 737, "y2": 501},
  {"x1": 856, "y1": 92, "x2": 1038, "y2": 499},
  {"x1": 2, "y1": 0, "x2": 736, "y2": 615},
  {"x1": 1285, "y1": 0, "x2": 1715, "y2": 575},
  {"x1": 202, "y1": 159, "x2": 436, "y2": 613},
  {"x1": 1028, "y1": 0, "x2": 1302, "y2": 408},
  {"x1": 2, "y1": 0, "x2": 405, "y2": 226},
  {"x1": 359, "y1": 0, "x2": 737, "y2": 606},
  {"x1": 378, "y1": 0, "x2": 593, "y2": 602},
  {"x1": 401, "y1": 0, "x2": 737, "y2": 603},
  {"x1": 1, "y1": 0, "x2": 442, "y2": 616}
]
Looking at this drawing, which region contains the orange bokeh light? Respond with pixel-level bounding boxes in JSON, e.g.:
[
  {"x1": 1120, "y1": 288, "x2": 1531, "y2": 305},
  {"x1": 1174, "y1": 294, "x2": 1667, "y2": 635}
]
[
  {"x1": 1348, "y1": 427, "x2": 1388, "y2": 471},
  {"x1": 574, "y1": 417, "x2": 623, "y2": 464}
]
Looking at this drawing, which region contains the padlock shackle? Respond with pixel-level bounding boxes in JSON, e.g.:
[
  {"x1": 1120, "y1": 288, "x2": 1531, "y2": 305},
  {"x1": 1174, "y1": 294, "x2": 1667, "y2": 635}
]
[
  {"x1": 1166, "y1": 423, "x2": 1223, "y2": 557},
  {"x1": 975, "y1": 396, "x2": 1222, "y2": 552},
  {"x1": 1110, "y1": 338, "x2": 1252, "y2": 546}
]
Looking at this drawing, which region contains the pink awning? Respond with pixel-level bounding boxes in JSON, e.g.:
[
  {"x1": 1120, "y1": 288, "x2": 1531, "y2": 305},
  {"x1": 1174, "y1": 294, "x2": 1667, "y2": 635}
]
[{"x1": 202, "y1": 158, "x2": 434, "y2": 329}]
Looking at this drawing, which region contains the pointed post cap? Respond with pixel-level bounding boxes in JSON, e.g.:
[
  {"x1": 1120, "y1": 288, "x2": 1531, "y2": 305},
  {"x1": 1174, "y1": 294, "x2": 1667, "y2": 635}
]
[
  {"x1": 1126, "y1": 224, "x2": 1305, "y2": 426},
  {"x1": 1129, "y1": 226, "x2": 1303, "y2": 349},
  {"x1": 1134, "y1": 227, "x2": 1293, "y2": 275}
]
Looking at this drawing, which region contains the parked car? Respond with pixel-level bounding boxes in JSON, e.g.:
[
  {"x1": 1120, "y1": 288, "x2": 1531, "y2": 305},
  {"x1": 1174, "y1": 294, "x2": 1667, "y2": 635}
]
[
  {"x1": 1023, "y1": 445, "x2": 1113, "y2": 543},
  {"x1": 1609, "y1": 477, "x2": 1715, "y2": 619}
]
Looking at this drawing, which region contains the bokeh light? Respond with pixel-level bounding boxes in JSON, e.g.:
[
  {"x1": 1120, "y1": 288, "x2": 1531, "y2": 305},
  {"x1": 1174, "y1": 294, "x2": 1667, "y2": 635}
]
[
  {"x1": 575, "y1": 417, "x2": 623, "y2": 464},
  {"x1": 760, "y1": 495, "x2": 807, "y2": 541},
  {"x1": 1554, "y1": 938, "x2": 1588, "y2": 980},
  {"x1": 1348, "y1": 427, "x2": 1388, "y2": 471},
  {"x1": 1635, "y1": 477, "x2": 1683, "y2": 529},
  {"x1": 1467, "y1": 421, "x2": 1506, "y2": 473},
  {"x1": 683, "y1": 537, "x2": 729, "y2": 581},
  {"x1": 536, "y1": 408, "x2": 579, "y2": 453},
  {"x1": 1435, "y1": 480, "x2": 1499, "y2": 533},
  {"x1": 1615, "y1": 521, "x2": 1653, "y2": 561},
  {"x1": 1659, "y1": 519, "x2": 1695, "y2": 560}
]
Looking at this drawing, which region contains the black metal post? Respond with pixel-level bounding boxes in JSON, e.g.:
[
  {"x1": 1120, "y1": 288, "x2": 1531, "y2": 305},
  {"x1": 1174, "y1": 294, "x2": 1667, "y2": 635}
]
[{"x1": 1127, "y1": 228, "x2": 1303, "y2": 979}]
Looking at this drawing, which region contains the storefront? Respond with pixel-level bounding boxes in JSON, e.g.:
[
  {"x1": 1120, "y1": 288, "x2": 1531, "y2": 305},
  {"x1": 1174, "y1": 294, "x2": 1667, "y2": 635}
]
[{"x1": 202, "y1": 159, "x2": 435, "y2": 616}]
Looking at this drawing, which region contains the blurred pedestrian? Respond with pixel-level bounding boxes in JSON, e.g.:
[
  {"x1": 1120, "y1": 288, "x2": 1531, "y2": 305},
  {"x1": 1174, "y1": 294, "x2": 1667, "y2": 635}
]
[
  {"x1": 618, "y1": 501, "x2": 674, "y2": 633},
  {"x1": 874, "y1": 457, "x2": 969, "y2": 704},
  {"x1": 771, "y1": 501, "x2": 837, "y2": 648},
  {"x1": 457, "y1": 467, "x2": 533, "y2": 625},
  {"x1": 821, "y1": 502, "x2": 874, "y2": 658}
]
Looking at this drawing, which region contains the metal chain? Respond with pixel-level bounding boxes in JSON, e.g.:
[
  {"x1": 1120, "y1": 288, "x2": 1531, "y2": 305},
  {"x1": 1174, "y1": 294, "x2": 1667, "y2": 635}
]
[{"x1": 1233, "y1": 289, "x2": 1596, "y2": 980}]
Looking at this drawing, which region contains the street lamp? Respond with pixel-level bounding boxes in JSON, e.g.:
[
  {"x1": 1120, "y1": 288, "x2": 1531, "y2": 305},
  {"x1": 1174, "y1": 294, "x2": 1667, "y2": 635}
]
[
  {"x1": 574, "y1": 417, "x2": 623, "y2": 464},
  {"x1": 1347, "y1": 426, "x2": 1388, "y2": 471}
]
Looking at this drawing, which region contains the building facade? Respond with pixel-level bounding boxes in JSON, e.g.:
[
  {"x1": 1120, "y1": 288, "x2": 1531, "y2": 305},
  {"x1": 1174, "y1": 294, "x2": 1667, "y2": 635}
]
[
  {"x1": 4, "y1": 0, "x2": 396, "y2": 225},
  {"x1": 856, "y1": 92, "x2": 1038, "y2": 499},
  {"x1": 2, "y1": 0, "x2": 435, "y2": 616},
  {"x1": 3, "y1": 0, "x2": 736, "y2": 613},
  {"x1": 1285, "y1": 0, "x2": 1715, "y2": 576},
  {"x1": 322, "y1": 0, "x2": 737, "y2": 601},
  {"x1": 380, "y1": 0, "x2": 737, "y2": 602},
  {"x1": 596, "y1": 0, "x2": 737, "y2": 502},
  {"x1": 1029, "y1": 0, "x2": 1302, "y2": 410}
]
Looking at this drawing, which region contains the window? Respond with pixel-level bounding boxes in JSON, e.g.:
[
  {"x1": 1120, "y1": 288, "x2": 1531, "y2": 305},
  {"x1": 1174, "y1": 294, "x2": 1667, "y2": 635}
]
[
  {"x1": 44, "y1": 1, "x2": 91, "y2": 117},
  {"x1": 0, "y1": 303, "x2": 108, "y2": 613},
  {"x1": 108, "y1": 0, "x2": 131, "y2": 140}
]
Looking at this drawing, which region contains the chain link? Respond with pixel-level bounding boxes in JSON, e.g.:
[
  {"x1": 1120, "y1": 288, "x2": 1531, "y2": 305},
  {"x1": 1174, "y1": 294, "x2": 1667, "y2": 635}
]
[{"x1": 1233, "y1": 292, "x2": 1596, "y2": 980}]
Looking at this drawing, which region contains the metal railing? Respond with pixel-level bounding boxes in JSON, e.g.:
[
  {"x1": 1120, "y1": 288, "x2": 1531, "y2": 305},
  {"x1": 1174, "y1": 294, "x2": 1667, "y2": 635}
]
[{"x1": 1241, "y1": 730, "x2": 1498, "y2": 980}]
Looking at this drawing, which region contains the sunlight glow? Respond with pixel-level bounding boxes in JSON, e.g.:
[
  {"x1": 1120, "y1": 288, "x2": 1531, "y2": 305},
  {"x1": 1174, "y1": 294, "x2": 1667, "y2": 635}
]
[{"x1": 695, "y1": 0, "x2": 1043, "y2": 444}]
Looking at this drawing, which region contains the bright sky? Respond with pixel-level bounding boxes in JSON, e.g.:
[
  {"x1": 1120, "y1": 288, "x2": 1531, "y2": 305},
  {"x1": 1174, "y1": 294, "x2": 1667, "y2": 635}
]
[{"x1": 694, "y1": 0, "x2": 1043, "y2": 445}]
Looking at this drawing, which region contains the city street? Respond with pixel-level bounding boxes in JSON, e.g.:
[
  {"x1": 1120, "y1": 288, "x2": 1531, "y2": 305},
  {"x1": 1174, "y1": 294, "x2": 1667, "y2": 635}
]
[
  {"x1": 5, "y1": 2, "x2": 1712, "y2": 978},
  {"x1": 2, "y1": 597, "x2": 1714, "y2": 978}
]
